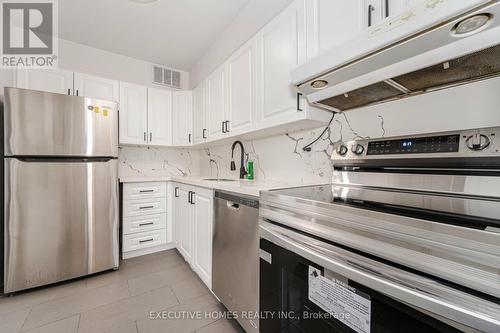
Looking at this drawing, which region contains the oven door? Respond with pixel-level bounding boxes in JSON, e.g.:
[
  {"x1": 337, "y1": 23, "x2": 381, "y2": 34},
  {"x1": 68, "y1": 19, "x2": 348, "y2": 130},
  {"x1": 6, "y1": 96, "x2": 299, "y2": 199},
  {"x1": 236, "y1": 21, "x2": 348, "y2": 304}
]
[{"x1": 259, "y1": 221, "x2": 500, "y2": 333}]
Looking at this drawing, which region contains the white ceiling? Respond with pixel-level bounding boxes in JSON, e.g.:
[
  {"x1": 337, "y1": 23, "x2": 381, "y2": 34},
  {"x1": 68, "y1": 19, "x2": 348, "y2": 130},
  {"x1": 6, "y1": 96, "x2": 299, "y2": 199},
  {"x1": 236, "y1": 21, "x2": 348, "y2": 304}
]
[{"x1": 59, "y1": 0, "x2": 250, "y2": 71}]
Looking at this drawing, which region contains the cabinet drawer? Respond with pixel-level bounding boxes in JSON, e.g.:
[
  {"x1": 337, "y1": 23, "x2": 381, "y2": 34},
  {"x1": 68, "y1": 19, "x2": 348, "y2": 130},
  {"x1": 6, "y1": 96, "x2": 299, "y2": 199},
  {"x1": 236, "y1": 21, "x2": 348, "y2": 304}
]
[
  {"x1": 123, "y1": 198, "x2": 166, "y2": 217},
  {"x1": 123, "y1": 182, "x2": 167, "y2": 200},
  {"x1": 123, "y1": 213, "x2": 166, "y2": 235},
  {"x1": 123, "y1": 229, "x2": 167, "y2": 252}
]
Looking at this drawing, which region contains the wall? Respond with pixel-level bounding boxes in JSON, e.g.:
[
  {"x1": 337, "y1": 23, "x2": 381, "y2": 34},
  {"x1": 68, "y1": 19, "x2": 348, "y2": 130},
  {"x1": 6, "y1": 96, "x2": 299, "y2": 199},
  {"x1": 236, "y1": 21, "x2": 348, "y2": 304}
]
[
  {"x1": 198, "y1": 76, "x2": 500, "y2": 183},
  {"x1": 0, "y1": 38, "x2": 189, "y2": 101},
  {"x1": 189, "y1": 0, "x2": 293, "y2": 88}
]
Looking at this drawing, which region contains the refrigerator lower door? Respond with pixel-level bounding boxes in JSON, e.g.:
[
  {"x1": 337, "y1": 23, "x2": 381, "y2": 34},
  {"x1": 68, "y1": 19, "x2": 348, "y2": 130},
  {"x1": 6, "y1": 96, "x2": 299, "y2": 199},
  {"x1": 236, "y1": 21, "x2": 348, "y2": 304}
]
[{"x1": 4, "y1": 158, "x2": 119, "y2": 293}]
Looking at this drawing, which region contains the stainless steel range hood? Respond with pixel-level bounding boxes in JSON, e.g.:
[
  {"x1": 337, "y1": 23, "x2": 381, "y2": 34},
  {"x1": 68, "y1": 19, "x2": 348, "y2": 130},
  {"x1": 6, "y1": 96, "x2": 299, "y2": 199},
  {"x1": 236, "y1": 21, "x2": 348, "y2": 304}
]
[{"x1": 292, "y1": 0, "x2": 500, "y2": 112}]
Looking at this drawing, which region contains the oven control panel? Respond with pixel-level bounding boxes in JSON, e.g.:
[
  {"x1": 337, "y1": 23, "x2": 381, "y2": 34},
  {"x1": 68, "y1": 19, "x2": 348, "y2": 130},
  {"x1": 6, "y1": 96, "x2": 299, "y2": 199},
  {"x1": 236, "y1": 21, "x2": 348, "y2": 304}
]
[
  {"x1": 366, "y1": 134, "x2": 460, "y2": 155},
  {"x1": 331, "y1": 127, "x2": 500, "y2": 162}
]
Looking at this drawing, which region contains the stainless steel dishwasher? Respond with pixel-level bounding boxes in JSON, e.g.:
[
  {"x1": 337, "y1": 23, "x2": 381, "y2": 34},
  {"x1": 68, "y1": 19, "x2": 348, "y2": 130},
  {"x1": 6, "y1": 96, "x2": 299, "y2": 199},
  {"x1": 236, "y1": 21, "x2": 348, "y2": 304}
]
[{"x1": 213, "y1": 191, "x2": 259, "y2": 333}]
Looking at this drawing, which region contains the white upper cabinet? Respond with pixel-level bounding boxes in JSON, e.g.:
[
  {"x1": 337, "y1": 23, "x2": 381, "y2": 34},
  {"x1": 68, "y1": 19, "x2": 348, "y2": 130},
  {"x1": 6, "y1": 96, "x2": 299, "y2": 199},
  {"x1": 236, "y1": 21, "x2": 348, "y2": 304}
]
[
  {"x1": 119, "y1": 82, "x2": 148, "y2": 145},
  {"x1": 207, "y1": 67, "x2": 227, "y2": 140},
  {"x1": 363, "y1": 0, "x2": 412, "y2": 29},
  {"x1": 192, "y1": 82, "x2": 208, "y2": 144},
  {"x1": 306, "y1": 0, "x2": 364, "y2": 58},
  {"x1": 226, "y1": 39, "x2": 255, "y2": 136},
  {"x1": 172, "y1": 90, "x2": 193, "y2": 146},
  {"x1": 148, "y1": 88, "x2": 173, "y2": 146},
  {"x1": 15, "y1": 69, "x2": 73, "y2": 95},
  {"x1": 255, "y1": 0, "x2": 307, "y2": 128},
  {"x1": 73, "y1": 73, "x2": 119, "y2": 102}
]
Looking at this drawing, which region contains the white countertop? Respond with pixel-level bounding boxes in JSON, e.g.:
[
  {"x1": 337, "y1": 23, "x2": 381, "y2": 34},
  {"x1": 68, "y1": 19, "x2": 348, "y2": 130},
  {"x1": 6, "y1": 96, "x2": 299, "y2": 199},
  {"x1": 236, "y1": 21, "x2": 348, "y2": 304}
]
[{"x1": 119, "y1": 176, "x2": 326, "y2": 197}]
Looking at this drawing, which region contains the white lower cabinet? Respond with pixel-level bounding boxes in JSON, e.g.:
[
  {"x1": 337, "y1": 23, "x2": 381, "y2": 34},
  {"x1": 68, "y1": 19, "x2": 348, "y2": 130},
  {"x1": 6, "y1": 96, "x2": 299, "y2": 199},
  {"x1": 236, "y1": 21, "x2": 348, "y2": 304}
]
[
  {"x1": 122, "y1": 182, "x2": 171, "y2": 259},
  {"x1": 172, "y1": 183, "x2": 213, "y2": 288}
]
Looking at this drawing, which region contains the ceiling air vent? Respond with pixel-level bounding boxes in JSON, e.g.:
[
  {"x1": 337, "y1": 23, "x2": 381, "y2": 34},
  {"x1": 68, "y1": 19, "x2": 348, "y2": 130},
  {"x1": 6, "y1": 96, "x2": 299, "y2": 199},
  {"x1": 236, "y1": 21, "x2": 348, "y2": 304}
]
[{"x1": 152, "y1": 65, "x2": 182, "y2": 89}]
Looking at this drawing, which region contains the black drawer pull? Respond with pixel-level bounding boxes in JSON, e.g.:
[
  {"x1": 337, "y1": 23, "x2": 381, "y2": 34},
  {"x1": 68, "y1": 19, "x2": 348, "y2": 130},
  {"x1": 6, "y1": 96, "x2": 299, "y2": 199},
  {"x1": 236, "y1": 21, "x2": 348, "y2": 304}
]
[
  {"x1": 139, "y1": 189, "x2": 154, "y2": 193},
  {"x1": 139, "y1": 205, "x2": 154, "y2": 210},
  {"x1": 139, "y1": 238, "x2": 154, "y2": 243},
  {"x1": 139, "y1": 222, "x2": 155, "y2": 227}
]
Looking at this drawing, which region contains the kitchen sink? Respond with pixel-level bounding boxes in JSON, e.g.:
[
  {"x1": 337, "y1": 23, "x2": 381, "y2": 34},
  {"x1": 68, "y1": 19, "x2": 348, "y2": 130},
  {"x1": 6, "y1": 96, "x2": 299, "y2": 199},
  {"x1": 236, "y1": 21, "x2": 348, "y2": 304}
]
[{"x1": 203, "y1": 178, "x2": 238, "y2": 182}]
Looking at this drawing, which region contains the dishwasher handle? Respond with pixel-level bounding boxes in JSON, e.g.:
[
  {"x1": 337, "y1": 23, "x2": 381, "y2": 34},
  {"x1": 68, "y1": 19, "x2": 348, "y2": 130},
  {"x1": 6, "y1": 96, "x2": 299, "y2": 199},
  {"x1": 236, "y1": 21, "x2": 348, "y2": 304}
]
[{"x1": 227, "y1": 201, "x2": 240, "y2": 210}]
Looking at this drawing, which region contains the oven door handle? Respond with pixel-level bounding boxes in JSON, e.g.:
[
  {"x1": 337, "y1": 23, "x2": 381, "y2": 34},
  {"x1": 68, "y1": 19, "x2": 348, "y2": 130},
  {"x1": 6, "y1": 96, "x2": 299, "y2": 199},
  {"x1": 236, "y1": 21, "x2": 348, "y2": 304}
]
[{"x1": 259, "y1": 221, "x2": 500, "y2": 333}]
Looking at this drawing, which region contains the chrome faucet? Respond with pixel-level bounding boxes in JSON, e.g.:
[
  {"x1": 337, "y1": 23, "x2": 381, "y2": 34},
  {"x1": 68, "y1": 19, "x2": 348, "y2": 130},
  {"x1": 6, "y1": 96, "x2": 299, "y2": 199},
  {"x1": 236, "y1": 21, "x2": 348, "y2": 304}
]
[{"x1": 230, "y1": 141, "x2": 247, "y2": 179}]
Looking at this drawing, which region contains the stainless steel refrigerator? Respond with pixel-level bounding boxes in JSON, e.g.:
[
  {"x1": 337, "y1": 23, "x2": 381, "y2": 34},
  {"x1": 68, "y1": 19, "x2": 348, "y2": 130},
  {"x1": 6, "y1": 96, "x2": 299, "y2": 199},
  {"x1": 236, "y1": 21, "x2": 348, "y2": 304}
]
[{"x1": 2, "y1": 87, "x2": 119, "y2": 293}]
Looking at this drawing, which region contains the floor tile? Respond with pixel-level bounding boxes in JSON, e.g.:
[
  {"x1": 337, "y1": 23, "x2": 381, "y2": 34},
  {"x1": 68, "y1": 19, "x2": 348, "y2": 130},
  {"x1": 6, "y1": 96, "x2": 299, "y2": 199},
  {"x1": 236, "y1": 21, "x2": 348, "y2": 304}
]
[
  {"x1": 0, "y1": 307, "x2": 31, "y2": 333},
  {"x1": 86, "y1": 252, "x2": 185, "y2": 290},
  {"x1": 136, "y1": 294, "x2": 221, "y2": 333},
  {"x1": 170, "y1": 276, "x2": 209, "y2": 304},
  {"x1": 78, "y1": 286, "x2": 178, "y2": 333},
  {"x1": 0, "y1": 279, "x2": 88, "y2": 316},
  {"x1": 22, "y1": 282, "x2": 130, "y2": 331},
  {"x1": 102, "y1": 321, "x2": 138, "y2": 333},
  {"x1": 21, "y1": 314, "x2": 79, "y2": 333},
  {"x1": 195, "y1": 318, "x2": 244, "y2": 333},
  {"x1": 127, "y1": 264, "x2": 194, "y2": 297}
]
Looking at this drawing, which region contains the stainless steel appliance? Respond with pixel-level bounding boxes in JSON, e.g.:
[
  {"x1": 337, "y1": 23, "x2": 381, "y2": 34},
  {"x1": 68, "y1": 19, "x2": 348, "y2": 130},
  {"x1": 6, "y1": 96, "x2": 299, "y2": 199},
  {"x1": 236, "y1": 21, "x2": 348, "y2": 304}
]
[
  {"x1": 293, "y1": 0, "x2": 500, "y2": 112},
  {"x1": 213, "y1": 191, "x2": 259, "y2": 333},
  {"x1": 259, "y1": 127, "x2": 500, "y2": 333},
  {"x1": 3, "y1": 87, "x2": 119, "y2": 293}
]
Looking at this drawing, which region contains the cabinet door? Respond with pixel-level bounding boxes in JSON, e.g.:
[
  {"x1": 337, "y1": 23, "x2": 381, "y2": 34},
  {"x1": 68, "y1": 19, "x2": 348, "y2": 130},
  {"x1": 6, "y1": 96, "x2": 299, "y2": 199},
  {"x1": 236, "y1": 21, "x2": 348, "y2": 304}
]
[
  {"x1": 73, "y1": 73, "x2": 119, "y2": 101},
  {"x1": 364, "y1": 0, "x2": 384, "y2": 28},
  {"x1": 307, "y1": 0, "x2": 363, "y2": 58},
  {"x1": 207, "y1": 67, "x2": 227, "y2": 140},
  {"x1": 386, "y1": 0, "x2": 411, "y2": 18},
  {"x1": 193, "y1": 190, "x2": 213, "y2": 288},
  {"x1": 177, "y1": 187, "x2": 193, "y2": 262},
  {"x1": 15, "y1": 69, "x2": 73, "y2": 95},
  {"x1": 119, "y1": 82, "x2": 148, "y2": 145},
  {"x1": 227, "y1": 40, "x2": 255, "y2": 136},
  {"x1": 192, "y1": 82, "x2": 207, "y2": 144},
  {"x1": 255, "y1": 0, "x2": 307, "y2": 128},
  {"x1": 172, "y1": 184, "x2": 182, "y2": 247},
  {"x1": 148, "y1": 88, "x2": 173, "y2": 146},
  {"x1": 172, "y1": 91, "x2": 193, "y2": 146}
]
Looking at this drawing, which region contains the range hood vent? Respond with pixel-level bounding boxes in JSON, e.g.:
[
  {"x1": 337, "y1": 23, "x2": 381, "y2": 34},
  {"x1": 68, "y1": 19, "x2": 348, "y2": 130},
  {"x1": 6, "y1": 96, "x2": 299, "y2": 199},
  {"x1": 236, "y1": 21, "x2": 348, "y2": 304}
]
[
  {"x1": 293, "y1": 0, "x2": 500, "y2": 113},
  {"x1": 319, "y1": 44, "x2": 500, "y2": 111}
]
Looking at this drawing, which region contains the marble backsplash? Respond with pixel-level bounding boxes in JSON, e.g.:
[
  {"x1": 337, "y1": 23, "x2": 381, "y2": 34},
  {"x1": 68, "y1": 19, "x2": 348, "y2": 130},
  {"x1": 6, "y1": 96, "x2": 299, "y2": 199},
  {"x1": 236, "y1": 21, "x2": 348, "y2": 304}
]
[
  {"x1": 119, "y1": 77, "x2": 500, "y2": 183},
  {"x1": 119, "y1": 146, "x2": 200, "y2": 178}
]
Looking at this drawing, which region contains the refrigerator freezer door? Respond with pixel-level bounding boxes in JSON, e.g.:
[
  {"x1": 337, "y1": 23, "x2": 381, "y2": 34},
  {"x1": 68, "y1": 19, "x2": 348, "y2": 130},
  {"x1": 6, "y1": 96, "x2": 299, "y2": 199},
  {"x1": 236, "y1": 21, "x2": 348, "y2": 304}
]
[
  {"x1": 4, "y1": 158, "x2": 119, "y2": 293},
  {"x1": 4, "y1": 88, "x2": 118, "y2": 157}
]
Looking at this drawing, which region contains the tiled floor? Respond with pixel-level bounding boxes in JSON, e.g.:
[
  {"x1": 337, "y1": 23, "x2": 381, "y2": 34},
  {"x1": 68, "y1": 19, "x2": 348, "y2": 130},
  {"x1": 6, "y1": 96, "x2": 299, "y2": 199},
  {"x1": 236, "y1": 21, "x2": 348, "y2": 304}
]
[{"x1": 0, "y1": 250, "x2": 244, "y2": 333}]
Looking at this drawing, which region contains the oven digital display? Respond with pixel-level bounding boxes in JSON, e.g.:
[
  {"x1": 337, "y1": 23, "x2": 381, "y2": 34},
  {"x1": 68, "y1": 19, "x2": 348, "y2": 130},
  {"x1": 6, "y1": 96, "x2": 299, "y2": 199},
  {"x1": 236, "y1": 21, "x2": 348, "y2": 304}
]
[{"x1": 367, "y1": 135, "x2": 460, "y2": 155}]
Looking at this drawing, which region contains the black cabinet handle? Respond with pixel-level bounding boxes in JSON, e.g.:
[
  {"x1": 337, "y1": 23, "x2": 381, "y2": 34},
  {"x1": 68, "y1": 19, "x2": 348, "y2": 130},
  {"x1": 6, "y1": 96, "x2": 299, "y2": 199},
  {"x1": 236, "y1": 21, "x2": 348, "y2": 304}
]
[
  {"x1": 202, "y1": 129, "x2": 207, "y2": 139},
  {"x1": 139, "y1": 238, "x2": 154, "y2": 243},
  {"x1": 139, "y1": 189, "x2": 154, "y2": 193},
  {"x1": 143, "y1": 132, "x2": 147, "y2": 142},
  {"x1": 368, "y1": 4, "x2": 375, "y2": 27},
  {"x1": 225, "y1": 121, "x2": 230, "y2": 133},
  {"x1": 149, "y1": 132, "x2": 152, "y2": 142},
  {"x1": 297, "y1": 92, "x2": 303, "y2": 111},
  {"x1": 385, "y1": 0, "x2": 389, "y2": 18},
  {"x1": 190, "y1": 192, "x2": 195, "y2": 205},
  {"x1": 188, "y1": 133, "x2": 192, "y2": 143},
  {"x1": 67, "y1": 89, "x2": 71, "y2": 95},
  {"x1": 139, "y1": 222, "x2": 154, "y2": 227},
  {"x1": 76, "y1": 90, "x2": 79, "y2": 96},
  {"x1": 139, "y1": 205, "x2": 154, "y2": 210},
  {"x1": 187, "y1": 191, "x2": 192, "y2": 204},
  {"x1": 174, "y1": 187, "x2": 179, "y2": 198}
]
